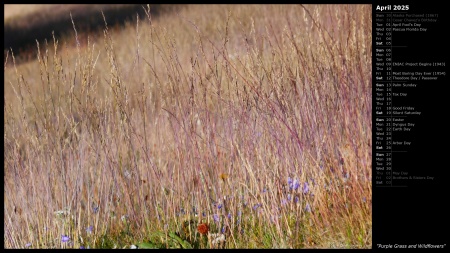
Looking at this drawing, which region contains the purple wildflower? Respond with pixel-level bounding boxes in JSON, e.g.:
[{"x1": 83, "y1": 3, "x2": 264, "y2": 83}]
[
  {"x1": 305, "y1": 203, "x2": 311, "y2": 212},
  {"x1": 25, "y1": 243, "x2": 32, "y2": 248},
  {"x1": 61, "y1": 235, "x2": 70, "y2": 243},
  {"x1": 227, "y1": 213, "x2": 232, "y2": 219},
  {"x1": 92, "y1": 205, "x2": 99, "y2": 214},
  {"x1": 281, "y1": 199, "x2": 288, "y2": 206},
  {"x1": 86, "y1": 226, "x2": 93, "y2": 234},
  {"x1": 303, "y1": 182, "x2": 309, "y2": 194},
  {"x1": 213, "y1": 214, "x2": 220, "y2": 222},
  {"x1": 217, "y1": 204, "x2": 223, "y2": 209},
  {"x1": 288, "y1": 177, "x2": 300, "y2": 190}
]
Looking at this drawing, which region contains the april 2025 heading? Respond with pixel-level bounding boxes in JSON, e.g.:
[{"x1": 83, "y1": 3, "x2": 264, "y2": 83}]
[{"x1": 376, "y1": 5, "x2": 409, "y2": 11}]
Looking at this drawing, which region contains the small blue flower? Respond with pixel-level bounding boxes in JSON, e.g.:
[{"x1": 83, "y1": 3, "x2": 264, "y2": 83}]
[
  {"x1": 217, "y1": 204, "x2": 223, "y2": 209},
  {"x1": 61, "y1": 235, "x2": 70, "y2": 243},
  {"x1": 362, "y1": 197, "x2": 367, "y2": 203},
  {"x1": 294, "y1": 196, "x2": 299, "y2": 203},
  {"x1": 281, "y1": 199, "x2": 288, "y2": 206},
  {"x1": 25, "y1": 243, "x2": 31, "y2": 248},
  {"x1": 221, "y1": 226, "x2": 226, "y2": 233},
  {"x1": 253, "y1": 204, "x2": 261, "y2": 210},
  {"x1": 213, "y1": 214, "x2": 219, "y2": 222},
  {"x1": 287, "y1": 194, "x2": 292, "y2": 201},
  {"x1": 305, "y1": 203, "x2": 311, "y2": 212},
  {"x1": 80, "y1": 246, "x2": 85, "y2": 249},
  {"x1": 303, "y1": 182, "x2": 309, "y2": 194},
  {"x1": 288, "y1": 177, "x2": 300, "y2": 190},
  {"x1": 86, "y1": 226, "x2": 93, "y2": 234},
  {"x1": 202, "y1": 211, "x2": 206, "y2": 217},
  {"x1": 262, "y1": 187, "x2": 267, "y2": 193},
  {"x1": 227, "y1": 213, "x2": 232, "y2": 219}
]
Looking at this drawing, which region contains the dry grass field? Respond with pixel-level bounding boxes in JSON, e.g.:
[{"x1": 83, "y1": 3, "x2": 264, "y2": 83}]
[{"x1": 4, "y1": 4, "x2": 372, "y2": 249}]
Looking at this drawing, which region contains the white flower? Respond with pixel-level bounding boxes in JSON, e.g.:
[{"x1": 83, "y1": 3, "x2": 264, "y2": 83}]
[
  {"x1": 210, "y1": 233, "x2": 226, "y2": 246},
  {"x1": 130, "y1": 245, "x2": 138, "y2": 249}
]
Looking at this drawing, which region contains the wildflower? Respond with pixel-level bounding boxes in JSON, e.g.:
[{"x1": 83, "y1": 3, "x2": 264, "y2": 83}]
[
  {"x1": 61, "y1": 235, "x2": 70, "y2": 243},
  {"x1": 130, "y1": 245, "x2": 138, "y2": 249},
  {"x1": 25, "y1": 243, "x2": 31, "y2": 248},
  {"x1": 219, "y1": 173, "x2": 229, "y2": 181},
  {"x1": 92, "y1": 203, "x2": 99, "y2": 214},
  {"x1": 288, "y1": 177, "x2": 300, "y2": 190},
  {"x1": 86, "y1": 226, "x2": 93, "y2": 234},
  {"x1": 227, "y1": 213, "x2": 232, "y2": 220},
  {"x1": 294, "y1": 196, "x2": 299, "y2": 203},
  {"x1": 281, "y1": 199, "x2": 288, "y2": 206},
  {"x1": 305, "y1": 203, "x2": 311, "y2": 212},
  {"x1": 253, "y1": 203, "x2": 261, "y2": 210},
  {"x1": 213, "y1": 214, "x2": 220, "y2": 222},
  {"x1": 262, "y1": 187, "x2": 268, "y2": 193},
  {"x1": 343, "y1": 173, "x2": 350, "y2": 183},
  {"x1": 54, "y1": 209, "x2": 69, "y2": 217},
  {"x1": 221, "y1": 226, "x2": 226, "y2": 233},
  {"x1": 210, "y1": 233, "x2": 226, "y2": 246},
  {"x1": 197, "y1": 223, "x2": 209, "y2": 235},
  {"x1": 80, "y1": 246, "x2": 85, "y2": 249},
  {"x1": 217, "y1": 204, "x2": 223, "y2": 209},
  {"x1": 362, "y1": 197, "x2": 367, "y2": 203},
  {"x1": 303, "y1": 182, "x2": 309, "y2": 194}
]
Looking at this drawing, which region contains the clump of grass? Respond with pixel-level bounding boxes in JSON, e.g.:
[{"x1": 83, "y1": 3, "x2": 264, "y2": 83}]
[{"x1": 4, "y1": 4, "x2": 371, "y2": 248}]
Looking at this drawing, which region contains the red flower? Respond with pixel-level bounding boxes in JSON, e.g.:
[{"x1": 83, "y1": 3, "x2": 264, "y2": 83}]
[{"x1": 197, "y1": 223, "x2": 209, "y2": 235}]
